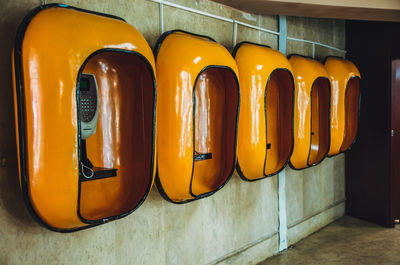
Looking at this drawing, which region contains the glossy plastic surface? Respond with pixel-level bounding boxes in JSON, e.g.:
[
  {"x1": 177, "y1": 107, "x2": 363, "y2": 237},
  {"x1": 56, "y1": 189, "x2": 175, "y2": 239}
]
[
  {"x1": 234, "y1": 43, "x2": 294, "y2": 181},
  {"x1": 155, "y1": 31, "x2": 239, "y2": 203},
  {"x1": 289, "y1": 55, "x2": 331, "y2": 170},
  {"x1": 324, "y1": 57, "x2": 361, "y2": 155},
  {"x1": 13, "y1": 5, "x2": 156, "y2": 231}
]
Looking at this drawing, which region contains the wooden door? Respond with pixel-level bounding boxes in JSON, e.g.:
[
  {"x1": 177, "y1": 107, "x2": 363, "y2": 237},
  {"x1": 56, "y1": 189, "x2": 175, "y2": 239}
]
[{"x1": 391, "y1": 59, "x2": 400, "y2": 222}]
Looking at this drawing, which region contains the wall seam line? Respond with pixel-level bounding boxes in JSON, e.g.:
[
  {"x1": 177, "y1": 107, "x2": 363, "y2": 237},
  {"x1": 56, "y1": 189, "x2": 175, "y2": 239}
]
[
  {"x1": 287, "y1": 199, "x2": 346, "y2": 229},
  {"x1": 159, "y1": 2, "x2": 164, "y2": 33},
  {"x1": 206, "y1": 232, "x2": 279, "y2": 265}
]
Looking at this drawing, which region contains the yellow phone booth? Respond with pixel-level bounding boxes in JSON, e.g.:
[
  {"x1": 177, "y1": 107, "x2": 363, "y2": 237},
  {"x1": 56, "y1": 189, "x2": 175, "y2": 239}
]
[
  {"x1": 289, "y1": 55, "x2": 331, "y2": 170},
  {"x1": 233, "y1": 42, "x2": 294, "y2": 181},
  {"x1": 154, "y1": 30, "x2": 240, "y2": 203},
  {"x1": 13, "y1": 4, "x2": 156, "y2": 231},
  {"x1": 324, "y1": 57, "x2": 361, "y2": 156}
]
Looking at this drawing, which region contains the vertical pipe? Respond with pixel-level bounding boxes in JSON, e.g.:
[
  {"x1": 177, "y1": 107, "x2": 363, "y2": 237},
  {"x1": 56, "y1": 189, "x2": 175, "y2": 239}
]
[
  {"x1": 278, "y1": 15, "x2": 288, "y2": 252},
  {"x1": 278, "y1": 170, "x2": 288, "y2": 252},
  {"x1": 312, "y1": 43, "x2": 316, "y2": 58},
  {"x1": 233, "y1": 20, "x2": 238, "y2": 47},
  {"x1": 278, "y1": 16, "x2": 287, "y2": 54}
]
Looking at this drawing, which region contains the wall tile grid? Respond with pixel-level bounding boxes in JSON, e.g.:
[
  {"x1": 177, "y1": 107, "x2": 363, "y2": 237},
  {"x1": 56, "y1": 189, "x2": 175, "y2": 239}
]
[{"x1": 0, "y1": 0, "x2": 345, "y2": 264}]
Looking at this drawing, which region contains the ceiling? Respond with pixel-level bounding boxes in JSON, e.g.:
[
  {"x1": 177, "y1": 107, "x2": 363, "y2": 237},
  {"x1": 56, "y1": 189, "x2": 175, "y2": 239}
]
[{"x1": 213, "y1": 0, "x2": 400, "y2": 22}]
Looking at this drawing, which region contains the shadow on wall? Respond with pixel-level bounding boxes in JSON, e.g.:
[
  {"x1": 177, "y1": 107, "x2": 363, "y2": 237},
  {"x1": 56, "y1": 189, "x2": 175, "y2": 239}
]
[{"x1": 0, "y1": 3, "x2": 49, "y2": 228}]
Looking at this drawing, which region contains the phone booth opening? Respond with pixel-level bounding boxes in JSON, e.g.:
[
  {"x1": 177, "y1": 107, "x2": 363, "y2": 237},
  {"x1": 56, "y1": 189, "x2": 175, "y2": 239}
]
[
  {"x1": 341, "y1": 77, "x2": 361, "y2": 151},
  {"x1": 191, "y1": 67, "x2": 238, "y2": 196},
  {"x1": 12, "y1": 4, "x2": 156, "y2": 231},
  {"x1": 234, "y1": 42, "x2": 294, "y2": 181},
  {"x1": 78, "y1": 50, "x2": 155, "y2": 222},
  {"x1": 265, "y1": 70, "x2": 294, "y2": 174},
  {"x1": 309, "y1": 77, "x2": 330, "y2": 165},
  {"x1": 155, "y1": 30, "x2": 239, "y2": 203}
]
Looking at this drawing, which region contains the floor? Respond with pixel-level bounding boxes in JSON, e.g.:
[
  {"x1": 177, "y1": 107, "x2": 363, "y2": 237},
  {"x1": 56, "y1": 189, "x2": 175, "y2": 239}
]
[{"x1": 259, "y1": 216, "x2": 400, "y2": 265}]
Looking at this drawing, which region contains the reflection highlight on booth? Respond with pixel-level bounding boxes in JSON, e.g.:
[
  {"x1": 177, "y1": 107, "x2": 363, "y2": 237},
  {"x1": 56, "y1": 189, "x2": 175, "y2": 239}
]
[
  {"x1": 234, "y1": 42, "x2": 294, "y2": 181},
  {"x1": 324, "y1": 57, "x2": 361, "y2": 156},
  {"x1": 154, "y1": 30, "x2": 240, "y2": 203},
  {"x1": 12, "y1": 4, "x2": 157, "y2": 231},
  {"x1": 289, "y1": 55, "x2": 331, "y2": 170}
]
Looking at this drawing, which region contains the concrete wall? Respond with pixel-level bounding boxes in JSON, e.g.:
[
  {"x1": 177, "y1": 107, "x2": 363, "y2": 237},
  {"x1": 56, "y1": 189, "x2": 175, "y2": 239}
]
[{"x1": 0, "y1": 0, "x2": 345, "y2": 264}]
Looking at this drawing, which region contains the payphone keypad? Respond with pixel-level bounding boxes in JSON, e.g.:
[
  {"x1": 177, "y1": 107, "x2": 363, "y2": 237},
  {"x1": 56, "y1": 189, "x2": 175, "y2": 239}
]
[{"x1": 79, "y1": 75, "x2": 97, "y2": 123}]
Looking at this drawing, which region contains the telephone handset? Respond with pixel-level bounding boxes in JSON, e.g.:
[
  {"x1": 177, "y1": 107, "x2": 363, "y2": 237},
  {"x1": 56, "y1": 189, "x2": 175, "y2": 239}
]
[{"x1": 79, "y1": 73, "x2": 117, "y2": 181}]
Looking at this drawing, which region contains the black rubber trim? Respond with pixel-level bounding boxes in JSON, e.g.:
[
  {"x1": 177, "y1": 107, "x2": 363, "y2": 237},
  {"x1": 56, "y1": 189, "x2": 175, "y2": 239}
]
[
  {"x1": 306, "y1": 77, "x2": 331, "y2": 167},
  {"x1": 287, "y1": 53, "x2": 315, "y2": 61},
  {"x1": 322, "y1": 55, "x2": 345, "y2": 65},
  {"x1": 76, "y1": 48, "x2": 156, "y2": 225},
  {"x1": 235, "y1": 68, "x2": 295, "y2": 182},
  {"x1": 189, "y1": 66, "x2": 240, "y2": 198},
  {"x1": 13, "y1": 4, "x2": 154, "y2": 232},
  {"x1": 288, "y1": 76, "x2": 332, "y2": 170},
  {"x1": 338, "y1": 76, "x2": 362, "y2": 153},
  {"x1": 232, "y1": 41, "x2": 272, "y2": 57},
  {"x1": 153, "y1": 29, "x2": 216, "y2": 60},
  {"x1": 263, "y1": 69, "x2": 295, "y2": 177}
]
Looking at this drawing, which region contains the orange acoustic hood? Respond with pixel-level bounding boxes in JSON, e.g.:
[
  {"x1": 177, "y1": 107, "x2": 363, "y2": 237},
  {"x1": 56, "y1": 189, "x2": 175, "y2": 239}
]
[
  {"x1": 289, "y1": 55, "x2": 331, "y2": 170},
  {"x1": 233, "y1": 42, "x2": 294, "y2": 181},
  {"x1": 12, "y1": 4, "x2": 156, "y2": 231},
  {"x1": 154, "y1": 30, "x2": 240, "y2": 203},
  {"x1": 324, "y1": 57, "x2": 361, "y2": 156}
]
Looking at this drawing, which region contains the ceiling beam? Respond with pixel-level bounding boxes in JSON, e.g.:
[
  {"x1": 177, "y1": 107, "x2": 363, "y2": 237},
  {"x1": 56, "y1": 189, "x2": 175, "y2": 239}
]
[{"x1": 212, "y1": 0, "x2": 400, "y2": 22}]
